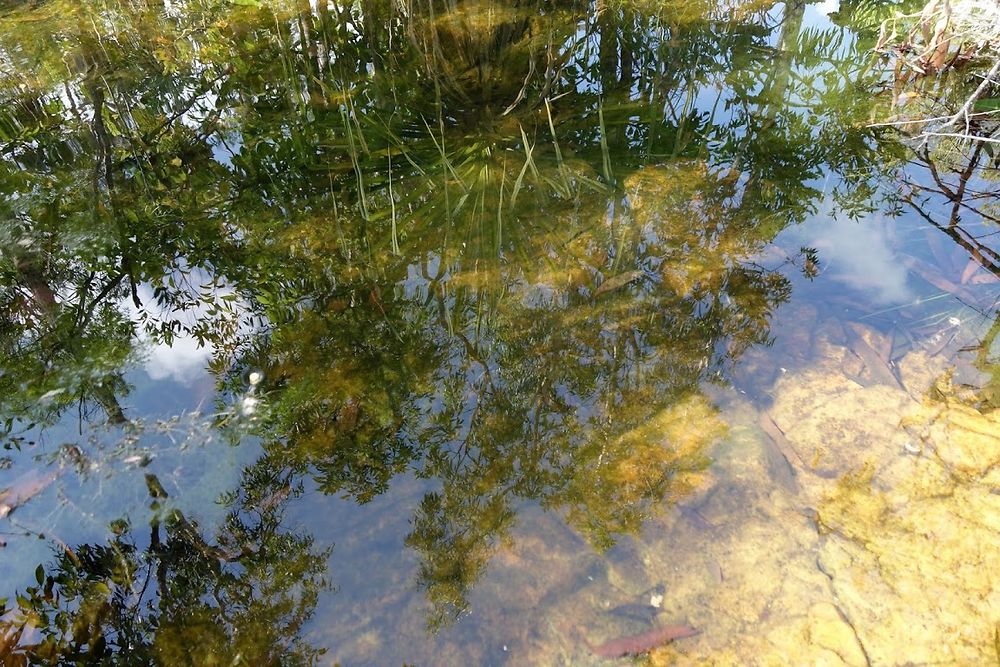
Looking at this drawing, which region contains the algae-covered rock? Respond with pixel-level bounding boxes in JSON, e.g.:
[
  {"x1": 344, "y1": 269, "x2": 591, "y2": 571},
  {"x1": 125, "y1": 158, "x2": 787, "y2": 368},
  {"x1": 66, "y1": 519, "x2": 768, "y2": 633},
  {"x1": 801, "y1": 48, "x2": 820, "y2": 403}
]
[
  {"x1": 807, "y1": 602, "x2": 868, "y2": 667},
  {"x1": 653, "y1": 339, "x2": 1000, "y2": 665},
  {"x1": 924, "y1": 399, "x2": 1000, "y2": 476},
  {"x1": 896, "y1": 349, "x2": 948, "y2": 397},
  {"x1": 787, "y1": 367, "x2": 1000, "y2": 665},
  {"x1": 516, "y1": 332, "x2": 1000, "y2": 666},
  {"x1": 768, "y1": 369, "x2": 916, "y2": 483}
]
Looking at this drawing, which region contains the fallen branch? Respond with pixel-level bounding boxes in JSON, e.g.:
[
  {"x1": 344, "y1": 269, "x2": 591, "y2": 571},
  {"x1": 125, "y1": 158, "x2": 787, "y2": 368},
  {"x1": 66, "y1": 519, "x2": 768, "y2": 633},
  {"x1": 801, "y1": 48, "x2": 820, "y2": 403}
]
[
  {"x1": 920, "y1": 130, "x2": 1000, "y2": 144},
  {"x1": 931, "y1": 59, "x2": 1000, "y2": 137}
]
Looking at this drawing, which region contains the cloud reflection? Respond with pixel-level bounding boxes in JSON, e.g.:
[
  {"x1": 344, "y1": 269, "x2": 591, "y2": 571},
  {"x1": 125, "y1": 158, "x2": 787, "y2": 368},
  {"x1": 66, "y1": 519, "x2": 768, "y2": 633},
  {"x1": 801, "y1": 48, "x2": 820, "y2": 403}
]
[{"x1": 800, "y1": 211, "x2": 913, "y2": 306}]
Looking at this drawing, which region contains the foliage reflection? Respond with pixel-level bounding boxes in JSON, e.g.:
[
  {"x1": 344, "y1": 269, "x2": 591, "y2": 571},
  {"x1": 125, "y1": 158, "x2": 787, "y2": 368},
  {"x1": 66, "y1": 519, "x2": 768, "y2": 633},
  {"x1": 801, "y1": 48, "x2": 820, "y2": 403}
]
[{"x1": 0, "y1": 0, "x2": 957, "y2": 654}]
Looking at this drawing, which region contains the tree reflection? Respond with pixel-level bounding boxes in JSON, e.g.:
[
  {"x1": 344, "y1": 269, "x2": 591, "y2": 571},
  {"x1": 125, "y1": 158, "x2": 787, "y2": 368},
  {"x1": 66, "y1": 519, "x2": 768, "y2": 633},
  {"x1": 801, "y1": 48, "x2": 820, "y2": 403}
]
[
  {"x1": 0, "y1": 0, "x2": 893, "y2": 641},
  {"x1": 224, "y1": 0, "x2": 880, "y2": 625},
  {"x1": 0, "y1": 460, "x2": 327, "y2": 665},
  {"x1": 890, "y1": 124, "x2": 1000, "y2": 409}
]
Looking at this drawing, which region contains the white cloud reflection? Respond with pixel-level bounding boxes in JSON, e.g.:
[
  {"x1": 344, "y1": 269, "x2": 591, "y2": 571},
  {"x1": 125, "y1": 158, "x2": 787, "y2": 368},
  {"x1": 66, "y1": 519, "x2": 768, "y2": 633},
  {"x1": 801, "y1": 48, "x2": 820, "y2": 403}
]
[
  {"x1": 129, "y1": 285, "x2": 211, "y2": 385},
  {"x1": 128, "y1": 275, "x2": 254, "y2": 385},
  {"x1": 797, "y1": 210, "x2": 913, "y2": 306}
]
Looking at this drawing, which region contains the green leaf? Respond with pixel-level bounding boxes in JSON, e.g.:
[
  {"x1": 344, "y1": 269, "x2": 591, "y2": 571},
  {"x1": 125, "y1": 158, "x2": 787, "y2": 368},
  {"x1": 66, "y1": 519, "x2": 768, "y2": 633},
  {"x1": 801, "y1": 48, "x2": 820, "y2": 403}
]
[{"x1": 973, "y1": 98, "x2": 1000, "y2": 112}]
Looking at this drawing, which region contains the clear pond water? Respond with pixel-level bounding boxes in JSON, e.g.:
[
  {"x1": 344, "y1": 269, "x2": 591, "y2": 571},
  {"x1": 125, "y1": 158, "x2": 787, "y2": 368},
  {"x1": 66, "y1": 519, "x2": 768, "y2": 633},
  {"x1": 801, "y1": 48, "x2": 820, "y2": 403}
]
[{"x1": 1, "y1": 0, "x2": 999, "y2": 664}]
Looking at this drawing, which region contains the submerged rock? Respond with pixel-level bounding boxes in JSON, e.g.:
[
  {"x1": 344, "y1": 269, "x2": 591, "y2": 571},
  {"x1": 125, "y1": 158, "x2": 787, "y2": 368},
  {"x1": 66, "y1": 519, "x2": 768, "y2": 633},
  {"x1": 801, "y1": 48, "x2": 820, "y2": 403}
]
[{"x1": 642, "y1": 338, "x2": 1000, "y2": 665}]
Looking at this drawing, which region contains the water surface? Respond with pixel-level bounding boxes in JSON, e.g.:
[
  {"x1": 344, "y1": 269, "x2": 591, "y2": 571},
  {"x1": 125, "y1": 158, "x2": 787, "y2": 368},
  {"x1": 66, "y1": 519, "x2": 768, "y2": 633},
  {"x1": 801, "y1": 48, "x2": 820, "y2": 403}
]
[{"x1": 1, "y1": 0, "x2": 999, "y2": 663}]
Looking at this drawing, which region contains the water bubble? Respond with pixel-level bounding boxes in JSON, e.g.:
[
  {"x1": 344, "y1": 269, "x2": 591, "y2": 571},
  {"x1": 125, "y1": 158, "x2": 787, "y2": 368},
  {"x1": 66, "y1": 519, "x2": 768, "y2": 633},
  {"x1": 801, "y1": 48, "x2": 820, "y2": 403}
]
[{"x1": 240, "y1": 396, "x2": 259, "y2": 416}]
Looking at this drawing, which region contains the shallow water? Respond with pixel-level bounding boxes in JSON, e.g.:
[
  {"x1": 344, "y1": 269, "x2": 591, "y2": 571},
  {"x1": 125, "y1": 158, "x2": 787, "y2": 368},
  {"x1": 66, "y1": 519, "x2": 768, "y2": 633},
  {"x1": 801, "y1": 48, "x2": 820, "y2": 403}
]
[{"x1": 1, "y1": 0, "x2": 999, "y2": 664}]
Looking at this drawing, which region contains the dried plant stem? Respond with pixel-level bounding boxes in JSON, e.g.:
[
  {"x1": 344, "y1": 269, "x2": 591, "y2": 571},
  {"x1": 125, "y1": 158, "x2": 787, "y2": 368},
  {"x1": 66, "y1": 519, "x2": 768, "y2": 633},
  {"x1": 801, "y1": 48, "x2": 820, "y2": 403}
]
[{"x1": 933, "y1": 60, "x2": 1000, "y2": 136}]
